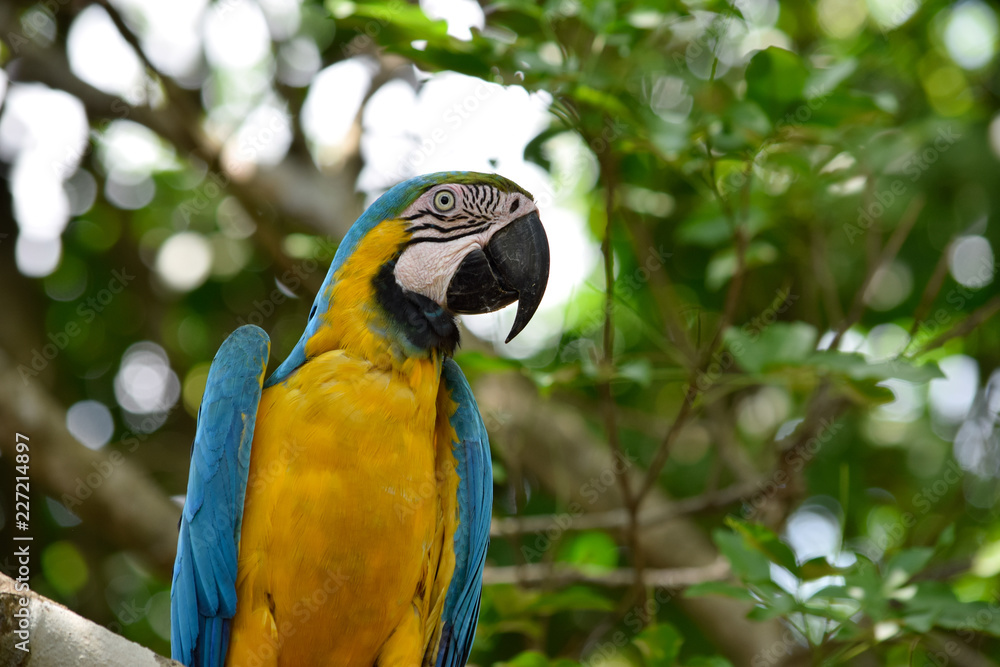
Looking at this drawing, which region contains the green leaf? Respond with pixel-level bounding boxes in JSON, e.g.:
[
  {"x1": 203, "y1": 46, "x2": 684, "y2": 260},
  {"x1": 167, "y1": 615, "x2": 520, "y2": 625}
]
[
  {"x1": 842, "y1": 556, "x2": 890, "y2": 622},
  {"x1": 633, "y1": 623, "x2": 683, "y2": 666},
  {"x1": 840, "y1": 377, "x2": 896, "y2": 405},
  {"x1": 936, "y1": 523, "x2": 957, "y2": 550},
  {"x1": 617, "y1": 359, "x2": 653, "y2": 386},
  {"x1": 557, "y1": 531, "x2": 619, "y2": 571},
  {"x1": 725, "y1": 322, "x2": 819, "y2": 374},
  {"x1": 498, "y1": 651, "x2": 554, "y2": 667},
  {"x1": 523, "y1": 128, "x2": 567, "y2": 172},
  {"x1": 489, "y1": 3, "x2": 548, "y2": 37},
  {"x1": 572, "y1": 84, "x2": 633, "y2": 118},
  {"x1": 884, "y1": 547, "x2": 934, "y2": 587},
  {"x1": 706, "y1": 241, "x2": 778, "y2": 290},
  {"x1": 42, "y1": 541, "x2": 89, "y2": 597},
  {"x1": 806, "y1": 58, "x2": 857, "y2": 97},
  {"x1": 902, "y1": 582, "x2": 1000, "y2": 636},
  {"x1": 524, "y1": 585, "x2": 615, "y2": 615},
  {"x1": 684, "y1": 657, "x2": 734, "y2": 667},
  {"x1": 712, "y1": 101, "x2": 772, "y2": 151},
  {"x1": 902, "y1": 608, "x2": 938, "y2": 633},
  {"x1": 805, "y1": 351, "x2": 944, "y2": 383},
  {"x1": 453, "y1": 350, "x2": 522, "y2": 375},
  {"x1": 712, "y1": 159, "x2": 748, "y2": 200},
  {"x1": 725, "y1": 517, "x2": 801, "y2": 576},
  {"x1": 712, "y1": 529, "x2": 771, "y2": 583},
  {"x1": 745, "y1": 47, "x2": 809, "y2": 121},
  {"x1": 676, "y1": 207, "x2": 770, "y2": 248},
  {"x1": 746, "y1": 601, "x2": 790, "y2": 621},
  {"x1": 684, "y1": 581, "x2": 755, "y2": 601},
  {"x1": 800, "y1": 557, "x2": 842, "y2": 580},
  {"x1": 330, "y1": 0, "x2": 449, "y2": 39}
]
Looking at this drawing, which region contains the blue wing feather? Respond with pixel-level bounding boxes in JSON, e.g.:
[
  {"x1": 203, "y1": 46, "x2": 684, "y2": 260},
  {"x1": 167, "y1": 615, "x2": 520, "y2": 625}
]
[
  {"x1": 171, "y1": 325, "x2": 270, "y2": 667},
  {"x1": 436, "y1": 358, "x2": 492, "y2": 667}
]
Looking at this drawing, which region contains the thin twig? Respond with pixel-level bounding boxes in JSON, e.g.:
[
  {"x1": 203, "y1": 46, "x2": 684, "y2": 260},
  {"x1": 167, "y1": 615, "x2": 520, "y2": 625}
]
[
  {"x1": 596, "y1": 146, "x2": 645, "y2": 597},
  {"x1": 490, "y1": 479, "x2": 760, "y2": 537},
  {"x1": 760, "y1": 385, "x2": 849, "y2": 528},
  {"x1": 622, "y1": 215, "x2": 698, "y2": 366},
  {"x1": 633, "y1": 158, "x2": 750, "y2": 507},
  {"x1": 830, "y1": 194, "x2": 925, "y2": 349},
  {"x1": 97, "y1": 0, "x2": 203, "y2": 125},
  {"x1": 920, "y1": 294, "x2": 1000, "y2": 354},
  {"x1": 482, "y1": 558, "x2": 730, "y2": 589},
  {"x1": 810, "y1": 226, "x2": 845, "y2": 326},
  {"x1": 700, "y1": 224, "x2": 749, "y2": 367},
  {"x1": 634, "y1": 390, "x2": 699, "y2": 506},
  {"x1": 902, "y1": 237, "x2": 956, "y2": 354}
]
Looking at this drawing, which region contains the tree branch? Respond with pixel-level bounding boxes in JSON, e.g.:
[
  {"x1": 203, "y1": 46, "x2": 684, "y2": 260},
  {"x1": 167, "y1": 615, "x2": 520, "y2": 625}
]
[
  {"x1": 491, "y1": 479, "x2": 759, "y2": 537},
  {"x1": 0, "y1": 572, "x2": 181, "y2": 666},
  {"x1": 830, "y1": 194, "x2": 924, "y2": 350},
  {"x1": 483, "y1": 558, "x2": 729, "y2": 588},
  {"x1": 920, "y1": 294, "x2": 1000, "y2": 354}
]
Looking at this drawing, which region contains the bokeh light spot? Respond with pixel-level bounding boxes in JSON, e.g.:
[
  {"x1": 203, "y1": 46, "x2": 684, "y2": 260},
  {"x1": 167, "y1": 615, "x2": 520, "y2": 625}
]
[
  {"x1": 949, "y1": 235, "x2": 994, "y2": 288},
  {"x1": 42, "y1": 541, "x2": 89, "y2": 597},
  {"x1": 66, "y1": 400, "x2": 114, "y2": 450},
  {"x1": 156, "y1": 232, "x2": 213, "y2": 292}
]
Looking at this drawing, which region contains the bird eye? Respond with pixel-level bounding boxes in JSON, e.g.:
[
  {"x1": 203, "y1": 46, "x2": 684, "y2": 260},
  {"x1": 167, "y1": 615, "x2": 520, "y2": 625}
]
[{"x1": 433, "y1": 190, "x2": 456, "y2": 212}]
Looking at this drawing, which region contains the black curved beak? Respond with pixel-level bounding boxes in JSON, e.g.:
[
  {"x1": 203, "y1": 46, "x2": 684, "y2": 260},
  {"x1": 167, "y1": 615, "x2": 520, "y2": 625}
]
[{"x1": 445, "y1": 210, "x2": 550, "y2": 343}]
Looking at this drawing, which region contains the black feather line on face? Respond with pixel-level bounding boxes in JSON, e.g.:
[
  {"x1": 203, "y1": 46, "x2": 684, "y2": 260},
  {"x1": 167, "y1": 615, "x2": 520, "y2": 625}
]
[
  {"x1": 408, "y1": 219, "x2": 493, "y2": 235},
  {"x1": 402, "y1": 183, "x2": 511, "y2": 240},
  {"x1": 475, "y1": 185, "x2": 487, "y2": 214},
  {"x1": 406, "y1": 226, "x2": 494, "y2": 245},
  {"x1": 400, "y1": 207, "x2": 454, "y2": 222}
]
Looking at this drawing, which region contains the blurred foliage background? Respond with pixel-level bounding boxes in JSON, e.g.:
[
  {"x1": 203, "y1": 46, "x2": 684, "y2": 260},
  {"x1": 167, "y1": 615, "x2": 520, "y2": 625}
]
[{"x1": 2, "y1": 0, "x2": 1000, "y2": 665}]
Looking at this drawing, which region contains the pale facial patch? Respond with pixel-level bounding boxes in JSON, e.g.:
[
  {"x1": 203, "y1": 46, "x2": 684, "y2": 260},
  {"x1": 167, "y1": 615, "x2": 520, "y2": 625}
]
[{"x1": 393, "y1": 183, "x2": 536, "y2": 307}]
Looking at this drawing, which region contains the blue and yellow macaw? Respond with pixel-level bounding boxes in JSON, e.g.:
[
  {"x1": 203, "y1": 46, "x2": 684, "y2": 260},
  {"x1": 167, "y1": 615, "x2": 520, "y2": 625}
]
[{"x1": 170, "y1": 172, "x2": 549, "y2": 666}]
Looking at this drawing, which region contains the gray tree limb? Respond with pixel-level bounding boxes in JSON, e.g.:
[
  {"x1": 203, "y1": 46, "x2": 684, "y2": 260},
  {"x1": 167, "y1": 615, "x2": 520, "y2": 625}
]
[{"x1": 0, "y1": 572, "x2": 181, "y2": 666}]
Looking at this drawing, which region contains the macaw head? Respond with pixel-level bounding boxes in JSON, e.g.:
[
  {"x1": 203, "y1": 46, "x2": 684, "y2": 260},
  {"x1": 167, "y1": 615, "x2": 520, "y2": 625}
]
[{"x1": 267, "y1": 172, "x2": 549, "y2": 382}]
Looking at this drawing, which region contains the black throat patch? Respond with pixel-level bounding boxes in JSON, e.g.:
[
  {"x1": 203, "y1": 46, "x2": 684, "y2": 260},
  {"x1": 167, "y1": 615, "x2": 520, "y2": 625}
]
[{"x1": 373, "y1": 260, "x2": 460, "y2": 356}]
